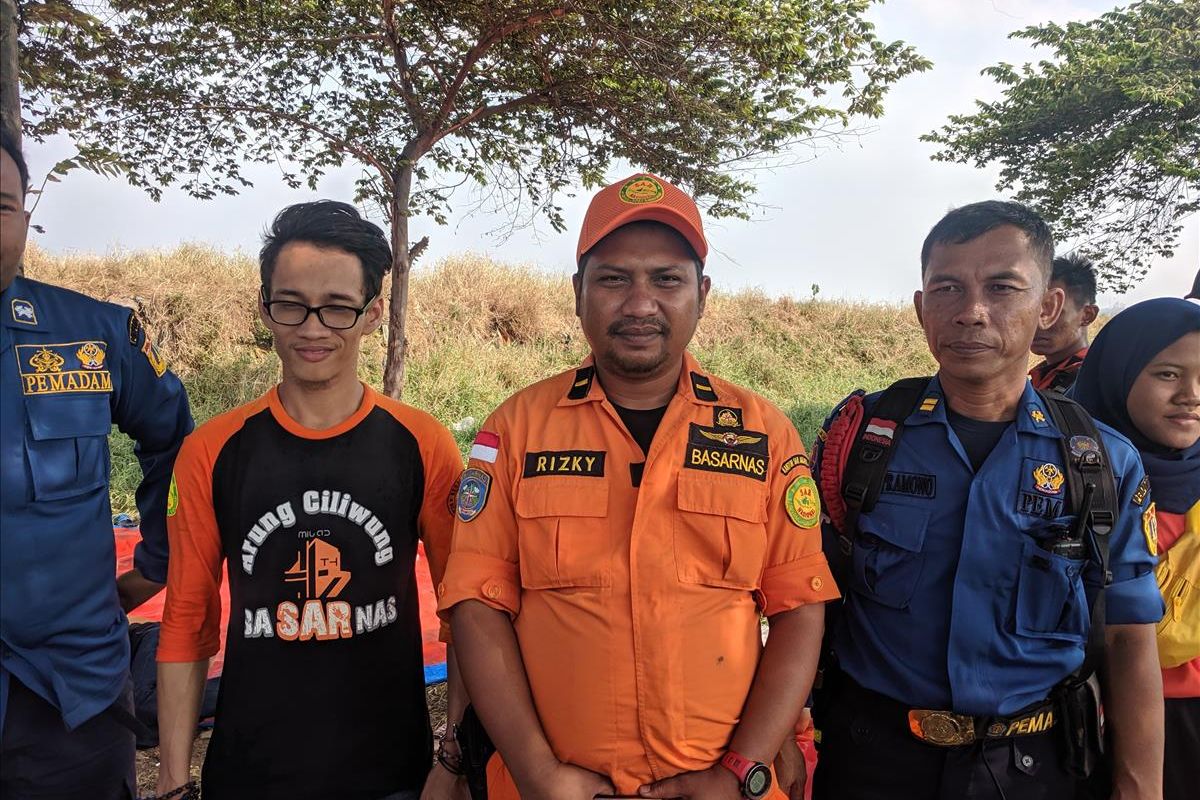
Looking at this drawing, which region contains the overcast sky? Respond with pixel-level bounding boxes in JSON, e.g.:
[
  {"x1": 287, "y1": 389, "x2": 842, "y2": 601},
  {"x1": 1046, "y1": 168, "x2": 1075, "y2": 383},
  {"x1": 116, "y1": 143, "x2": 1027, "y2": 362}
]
[{"x1": 22, "y1": 0, "x2": 1198, "y2": 307}]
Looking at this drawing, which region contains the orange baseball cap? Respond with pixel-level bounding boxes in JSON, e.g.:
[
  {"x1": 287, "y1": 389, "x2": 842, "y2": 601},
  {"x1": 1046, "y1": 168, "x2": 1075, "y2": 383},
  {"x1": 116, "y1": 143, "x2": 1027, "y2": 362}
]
[{"x1": 576, "y1": 173, "x2": 708, "y2": 264}]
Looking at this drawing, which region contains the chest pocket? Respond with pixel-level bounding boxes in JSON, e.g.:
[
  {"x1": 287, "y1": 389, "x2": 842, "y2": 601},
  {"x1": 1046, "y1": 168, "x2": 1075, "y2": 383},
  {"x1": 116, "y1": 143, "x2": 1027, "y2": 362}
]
[
  {"x1": 674, "y1": 472, "x2": 768, "y2": 590},
  {"x1": 23, "y1": 395, "x2": 112, "y2": 502},
  {"x1": 852, "y1": 502, "x2": 929, "y2": 609},
  {"x1": 1013, "y1": 538, "x2": 1088, "y2": 643},
  {"x1": 515, "y1": 476, "x2": 611, "y2": 589}
]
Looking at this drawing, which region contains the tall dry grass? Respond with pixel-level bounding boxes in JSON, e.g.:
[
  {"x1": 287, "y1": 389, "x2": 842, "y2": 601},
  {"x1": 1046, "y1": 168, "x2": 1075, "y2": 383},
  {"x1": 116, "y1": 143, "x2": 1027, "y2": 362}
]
[{"x1": 24, "y1": 244, "x2": 936, "y2": 512}]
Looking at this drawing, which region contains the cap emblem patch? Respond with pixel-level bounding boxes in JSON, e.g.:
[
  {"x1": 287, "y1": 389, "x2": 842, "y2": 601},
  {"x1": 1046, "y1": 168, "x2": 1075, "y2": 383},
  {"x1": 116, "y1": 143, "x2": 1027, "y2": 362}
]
[{"x1": 618, "y1": 175, "x2": 665, "y2": 204}]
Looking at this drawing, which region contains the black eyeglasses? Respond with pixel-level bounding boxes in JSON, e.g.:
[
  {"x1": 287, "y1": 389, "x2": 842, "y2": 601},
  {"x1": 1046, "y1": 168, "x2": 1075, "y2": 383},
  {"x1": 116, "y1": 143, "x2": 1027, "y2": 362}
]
[{"x1": 261, "y1": 291, "x2": 376, "y2": 330}]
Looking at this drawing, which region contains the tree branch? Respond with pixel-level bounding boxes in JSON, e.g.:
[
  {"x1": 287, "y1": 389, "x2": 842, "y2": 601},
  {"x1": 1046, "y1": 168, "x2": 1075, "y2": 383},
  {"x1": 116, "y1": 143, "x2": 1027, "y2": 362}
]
[
  {"x1": 433, "y1": 88, "x2": 562, "y2": 144},
  {"x1": 431, "y1": 5, "x2": 570, "y2": 131},
  {"x1": 191, "y1": 103, "x2": 394, "y2": 190},
  {"x1": 381, "y1": 0, "x2": 427, "y2": 130}
]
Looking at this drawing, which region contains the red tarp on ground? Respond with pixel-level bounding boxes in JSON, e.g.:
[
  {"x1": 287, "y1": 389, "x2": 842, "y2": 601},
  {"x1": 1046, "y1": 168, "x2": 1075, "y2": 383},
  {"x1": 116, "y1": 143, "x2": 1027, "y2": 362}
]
[{"x1": 114, "y1": 528, "x2": 448, "y2": 682}]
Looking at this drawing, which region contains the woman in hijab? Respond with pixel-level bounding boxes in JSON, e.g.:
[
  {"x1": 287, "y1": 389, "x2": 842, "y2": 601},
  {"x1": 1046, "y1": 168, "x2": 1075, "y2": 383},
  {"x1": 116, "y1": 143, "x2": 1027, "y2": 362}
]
[{"x1": 1072, "y1": 297, "x2": 1200, "y2": 800}]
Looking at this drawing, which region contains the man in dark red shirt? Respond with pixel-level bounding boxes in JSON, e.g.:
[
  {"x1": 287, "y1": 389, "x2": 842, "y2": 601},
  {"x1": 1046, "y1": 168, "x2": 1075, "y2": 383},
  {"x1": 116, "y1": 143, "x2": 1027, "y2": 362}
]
[{"x1": 1029, "y1": 253, "x2": 1099, "y2": 393}]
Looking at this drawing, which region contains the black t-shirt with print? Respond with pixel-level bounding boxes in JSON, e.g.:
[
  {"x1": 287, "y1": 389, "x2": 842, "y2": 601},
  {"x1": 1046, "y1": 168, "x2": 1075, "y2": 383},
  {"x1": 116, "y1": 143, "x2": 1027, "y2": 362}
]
[{"x1": 165, "y1": 387, "x2": 460, "y2": 799}]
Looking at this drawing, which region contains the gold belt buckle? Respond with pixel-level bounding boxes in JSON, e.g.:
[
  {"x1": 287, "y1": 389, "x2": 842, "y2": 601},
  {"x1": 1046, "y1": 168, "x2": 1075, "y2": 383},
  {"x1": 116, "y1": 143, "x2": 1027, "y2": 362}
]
[{"x1": 907, "y1": 709, "x2": 976, "y2": 746}]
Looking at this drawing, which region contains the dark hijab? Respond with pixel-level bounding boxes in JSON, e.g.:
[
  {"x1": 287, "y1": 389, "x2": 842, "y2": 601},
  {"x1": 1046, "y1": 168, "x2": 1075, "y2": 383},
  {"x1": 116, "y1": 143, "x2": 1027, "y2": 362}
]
[{"x1": 1071, "y1": 298, "x2": 1200, "y2": 513}]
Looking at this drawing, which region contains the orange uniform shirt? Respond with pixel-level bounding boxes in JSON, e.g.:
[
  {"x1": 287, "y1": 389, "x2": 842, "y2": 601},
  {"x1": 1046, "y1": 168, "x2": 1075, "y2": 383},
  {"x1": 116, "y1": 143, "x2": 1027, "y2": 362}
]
[{"x1": 439, "y1": 352, "x2": 838, "y2": 794}]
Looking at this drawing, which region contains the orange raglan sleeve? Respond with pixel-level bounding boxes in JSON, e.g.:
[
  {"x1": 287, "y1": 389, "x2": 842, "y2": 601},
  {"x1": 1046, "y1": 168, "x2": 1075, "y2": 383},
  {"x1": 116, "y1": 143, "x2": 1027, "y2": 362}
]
[
  {"x1": 414, "y1": 413, "x2": 467, "y2": 589},
  {"x1": 759, "y1": 402, "x2": 840, "y2": 617},
  {"x1": 157, "y1": 422, "x2": 228, "y2": 663},
  {"x1": 437, "y1": 406, "x2": 522, "y2": 621}
]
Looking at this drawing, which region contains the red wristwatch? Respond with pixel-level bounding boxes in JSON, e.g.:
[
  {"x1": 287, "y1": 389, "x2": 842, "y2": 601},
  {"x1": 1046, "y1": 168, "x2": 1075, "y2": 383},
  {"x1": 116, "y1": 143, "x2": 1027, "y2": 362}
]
[{"x1": 719, "y1": 750, "x2": 772, "y2": 799}]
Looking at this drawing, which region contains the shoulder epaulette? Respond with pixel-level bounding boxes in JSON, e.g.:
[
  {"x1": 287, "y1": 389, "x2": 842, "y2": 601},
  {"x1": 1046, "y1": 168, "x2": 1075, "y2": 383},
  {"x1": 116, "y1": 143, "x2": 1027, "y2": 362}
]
[
  {"x1": 689, "y1": 371, "x2": 718, "y2": 402},
  {"x1": 566, "y1": 366, "x2": 595, "y2": 400}
]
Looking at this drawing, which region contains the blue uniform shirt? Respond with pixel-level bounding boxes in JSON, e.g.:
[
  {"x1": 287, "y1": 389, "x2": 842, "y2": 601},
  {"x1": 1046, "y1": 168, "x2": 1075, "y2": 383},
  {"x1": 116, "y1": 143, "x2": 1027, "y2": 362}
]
[
  {"x1": 816, "y1": 376, "x2": 1163, "y2": 716},
  {"x1": 0, "y1": 276, "x2": 192, "y2": 729}
]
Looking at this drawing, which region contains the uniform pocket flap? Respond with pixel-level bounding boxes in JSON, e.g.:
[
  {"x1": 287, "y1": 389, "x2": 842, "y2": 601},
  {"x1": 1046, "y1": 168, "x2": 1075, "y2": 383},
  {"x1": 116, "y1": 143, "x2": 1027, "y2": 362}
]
[
  {"x1": 516, "y1": 477, "x2": 609, "y2": 518},
  {"x1": 676, "y1": 472, "x2": 767, "y2": 523},
  {"x1": 857, "y1": 503, "x2": 930, "y2": 552},
  {"x1": 1014, "y1": 538, "x2": 1087, "y2": 642},
  {"x1": 25, "y1": 395, "x2": 111, "y2": 440}
]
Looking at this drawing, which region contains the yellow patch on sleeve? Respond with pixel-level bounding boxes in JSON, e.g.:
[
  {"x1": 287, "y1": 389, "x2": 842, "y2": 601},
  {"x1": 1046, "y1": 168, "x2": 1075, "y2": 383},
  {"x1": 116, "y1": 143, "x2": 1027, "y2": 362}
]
[
  {"x1": 786, "y1": 475, "x2": 821, "y2": 528},
  {"x1": 1143, "y1": 502, "x2": 1158, "y2": 555},
  {"x1": 141, "y1": 336, "x2": 167, "y2": 377},
  {"x1": 166, "y1": 474, "x2": 179, "y2": 517}
]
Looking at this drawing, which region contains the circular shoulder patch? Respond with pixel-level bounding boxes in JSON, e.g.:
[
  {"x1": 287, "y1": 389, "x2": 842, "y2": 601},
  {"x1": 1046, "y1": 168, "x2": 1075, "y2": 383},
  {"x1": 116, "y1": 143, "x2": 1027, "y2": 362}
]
[
  {"x1": 456, "y1": 468, "x2": 492, "y2": 523},
  {"x1": 166, "y1": 474, "x2": 179, "y2": 517},
  {"x1": 618, "y1": 175, "x2": 664, "y2": 204},
  {"x1": 786, "y1": 475, "x2": 821, "y2": 529}
]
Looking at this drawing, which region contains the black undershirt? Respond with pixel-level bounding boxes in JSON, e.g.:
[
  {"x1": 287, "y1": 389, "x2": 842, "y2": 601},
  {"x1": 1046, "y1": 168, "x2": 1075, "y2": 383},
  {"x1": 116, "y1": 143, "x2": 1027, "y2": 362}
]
[
  {"x1": 947, "y1": 410, "x2": 1010, "y2": 472},
  {"x1": 612, "y1": 403, "x2": 669, "y2": 455},
  {"x1": 612, "y1": 403, "x2": 669, "y2": 487}
]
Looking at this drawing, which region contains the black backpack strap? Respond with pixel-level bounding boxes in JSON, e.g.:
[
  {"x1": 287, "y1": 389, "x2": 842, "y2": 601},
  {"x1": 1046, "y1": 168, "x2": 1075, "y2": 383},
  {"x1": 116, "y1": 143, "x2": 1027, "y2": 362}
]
[
  {"x1": 1038, "y1": 391, "x2": 1119, "y2": 680},
  {"x1": 840, "y1": 377, "x2": 932, "y2": 547},
  {"x1": 815, "y1": 377, "x2": 929, "y2": 695}
]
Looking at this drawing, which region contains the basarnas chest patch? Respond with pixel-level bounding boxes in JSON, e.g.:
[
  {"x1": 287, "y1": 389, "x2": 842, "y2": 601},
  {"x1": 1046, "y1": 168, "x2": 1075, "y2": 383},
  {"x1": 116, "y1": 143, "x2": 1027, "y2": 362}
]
[
  {"x1": 15, "y1": 341, "x2": 113, "y2": 395},
  {"x1": 523, "y1": 450, "x2": 605, "y2": 478},
  {"x1": 1016, "y1": 458, "x2": 1066, "y2": 519},
  {"x1": 683, "y1": 422, "x2": 769, "y2": 481}
]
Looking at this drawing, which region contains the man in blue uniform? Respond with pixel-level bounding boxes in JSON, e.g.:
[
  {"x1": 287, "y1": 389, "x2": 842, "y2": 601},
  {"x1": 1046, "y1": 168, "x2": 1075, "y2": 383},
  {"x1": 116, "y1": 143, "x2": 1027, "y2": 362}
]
[
  {"x1": 0, "y1": 130, "x2": 193, "y2": 798},
  {"x1": 811, "y1": 201, "x2": 1164, "y2": 799}
]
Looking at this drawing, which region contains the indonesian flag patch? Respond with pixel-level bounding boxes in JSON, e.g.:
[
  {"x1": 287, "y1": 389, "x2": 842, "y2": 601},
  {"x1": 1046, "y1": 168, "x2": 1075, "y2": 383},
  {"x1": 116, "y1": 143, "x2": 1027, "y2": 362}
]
[
  {"x1": 863, "y1": 418, "x2": 897, "y2": 447},
  {"x1": 470, "y1": 430, "x2": 500, "y2": 463}
]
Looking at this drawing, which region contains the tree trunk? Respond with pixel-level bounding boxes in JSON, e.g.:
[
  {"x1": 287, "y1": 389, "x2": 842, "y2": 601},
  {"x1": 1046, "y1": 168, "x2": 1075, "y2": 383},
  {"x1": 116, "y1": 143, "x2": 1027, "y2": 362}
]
[
  {"x1": 382, "y1": 164, "x2": 413, "y2": 398},
  {"x1": 0, "y1": 0, "x2": 18, "y2": 142}
]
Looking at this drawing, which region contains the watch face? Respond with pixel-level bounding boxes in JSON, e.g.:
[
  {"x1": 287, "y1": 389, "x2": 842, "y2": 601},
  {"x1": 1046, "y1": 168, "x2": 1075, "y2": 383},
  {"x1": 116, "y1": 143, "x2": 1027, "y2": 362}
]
[{"x1": 745, "y1": 764, "x2": 772, "y2": 799}]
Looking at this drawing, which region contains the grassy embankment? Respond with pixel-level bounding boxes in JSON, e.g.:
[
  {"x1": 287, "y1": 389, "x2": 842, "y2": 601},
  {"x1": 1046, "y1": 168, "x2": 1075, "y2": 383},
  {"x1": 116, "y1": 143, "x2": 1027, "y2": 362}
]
[{"x1": 27, "y1": 244, "x2": 936, "y2": 514}]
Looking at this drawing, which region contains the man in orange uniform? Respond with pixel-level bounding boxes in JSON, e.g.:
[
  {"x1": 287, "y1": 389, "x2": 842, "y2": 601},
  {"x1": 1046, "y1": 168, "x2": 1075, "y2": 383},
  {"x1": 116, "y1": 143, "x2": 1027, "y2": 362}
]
[{"x1": 440, "y1": 174, "x2": 838, "y2": 800}]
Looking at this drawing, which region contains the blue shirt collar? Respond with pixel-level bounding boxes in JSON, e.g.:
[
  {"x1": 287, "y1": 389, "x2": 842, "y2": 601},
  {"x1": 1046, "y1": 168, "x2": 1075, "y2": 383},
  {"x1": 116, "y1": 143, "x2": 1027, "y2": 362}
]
[{"x1": 903, "y1": 374, "x2": 1059, "y2": 438}]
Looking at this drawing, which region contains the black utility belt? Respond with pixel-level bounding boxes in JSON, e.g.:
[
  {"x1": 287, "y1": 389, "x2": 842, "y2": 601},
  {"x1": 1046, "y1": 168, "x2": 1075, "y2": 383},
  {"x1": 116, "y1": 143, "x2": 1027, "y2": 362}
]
[{"x1": 907, "y1": 700, "x2": 1057, "y2": 747}]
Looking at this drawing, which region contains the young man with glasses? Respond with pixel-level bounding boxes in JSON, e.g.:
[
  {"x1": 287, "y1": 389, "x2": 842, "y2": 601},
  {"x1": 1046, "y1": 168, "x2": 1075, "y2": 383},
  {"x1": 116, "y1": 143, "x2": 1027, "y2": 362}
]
[{"x1": 154, "y1": 201, "x2": 467, "y2": 800}]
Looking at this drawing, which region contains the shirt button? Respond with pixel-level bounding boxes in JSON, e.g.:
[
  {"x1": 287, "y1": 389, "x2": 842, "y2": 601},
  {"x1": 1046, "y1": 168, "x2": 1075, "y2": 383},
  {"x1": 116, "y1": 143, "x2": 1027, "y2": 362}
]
[
  {"x1": 811, "y1": 576, "x2": 824, "y2": 592},
  {"x1": 437, "y1": 583, "x2": 446, "y2": 598},
  {"x1": 485, "y1": 584, "x2": 502, "y2": 599},
  {"x1": 1021, "y1": 755, "x2": 1034, "y2": 769}
]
